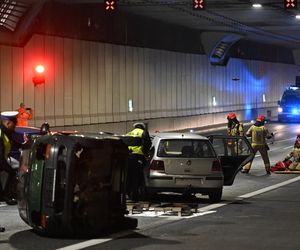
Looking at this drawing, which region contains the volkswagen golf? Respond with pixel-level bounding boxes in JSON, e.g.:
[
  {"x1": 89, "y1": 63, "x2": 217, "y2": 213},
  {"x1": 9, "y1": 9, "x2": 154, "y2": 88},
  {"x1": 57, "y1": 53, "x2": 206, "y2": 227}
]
[{"x1": 140, "y1": 132, "x2": 254, "y2": 203}]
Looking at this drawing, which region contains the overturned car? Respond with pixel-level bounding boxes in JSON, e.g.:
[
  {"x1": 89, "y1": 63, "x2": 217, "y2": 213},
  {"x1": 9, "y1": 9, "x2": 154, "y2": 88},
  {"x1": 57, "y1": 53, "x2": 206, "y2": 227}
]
[{"x1": 17, "y1": 132, "x2": 137, "y2": 237}]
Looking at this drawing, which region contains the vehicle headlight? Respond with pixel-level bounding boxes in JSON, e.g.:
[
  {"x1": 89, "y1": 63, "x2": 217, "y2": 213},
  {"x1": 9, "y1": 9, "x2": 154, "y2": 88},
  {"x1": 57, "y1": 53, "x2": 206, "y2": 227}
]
[
  {"x1": 278, "y1": 107, "x2": 283, "y2": 113},
  {"x1": 292, "y1": 108, "x2": 298, "y2": 114}
]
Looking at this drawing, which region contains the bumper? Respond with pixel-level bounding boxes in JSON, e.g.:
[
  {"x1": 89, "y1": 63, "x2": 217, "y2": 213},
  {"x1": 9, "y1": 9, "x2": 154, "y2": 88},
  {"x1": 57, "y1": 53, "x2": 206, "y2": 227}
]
[
  {"x1": 145, "y1": 174, "x2": 223, "y2": 194},
  {"x1": 278, "y1": 113, "x2": 300, "y2": 121}
]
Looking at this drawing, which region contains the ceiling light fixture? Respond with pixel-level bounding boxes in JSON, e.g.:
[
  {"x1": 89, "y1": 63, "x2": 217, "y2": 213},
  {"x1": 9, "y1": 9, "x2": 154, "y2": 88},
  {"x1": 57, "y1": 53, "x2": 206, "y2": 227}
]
[
  {"x1": 252, "y1": 3, "x2": 262, "y2": 8},
  {"x1": 296, "y1": 15, "x2": 300, "y2": 19}
]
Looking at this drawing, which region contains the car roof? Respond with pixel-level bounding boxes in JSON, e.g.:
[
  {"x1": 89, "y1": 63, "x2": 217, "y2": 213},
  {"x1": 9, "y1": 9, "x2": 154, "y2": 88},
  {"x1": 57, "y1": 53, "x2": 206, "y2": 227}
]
[
  {"x1": 15, "y1": 126, "x2": 41, "y2": 134},
  {"x1": 151, "y1": 132, "x2": 208, "y2": 140}
]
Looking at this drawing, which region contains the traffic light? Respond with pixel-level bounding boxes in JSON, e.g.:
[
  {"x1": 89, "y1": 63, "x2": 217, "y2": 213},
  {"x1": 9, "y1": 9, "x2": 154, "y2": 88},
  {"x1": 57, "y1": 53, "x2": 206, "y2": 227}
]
[
  {"x1": 193, "y1": 0, "x2": 205, "y2": 10},
  {"x1": 284, "y1": 0, "x2": 297, "y2": 9},
  {"x1": 32, "y1": 64, "x2": 45, "y2": 86},
  {"x1": 104, "y1": 0, "x2": 116, "y2": 12}
]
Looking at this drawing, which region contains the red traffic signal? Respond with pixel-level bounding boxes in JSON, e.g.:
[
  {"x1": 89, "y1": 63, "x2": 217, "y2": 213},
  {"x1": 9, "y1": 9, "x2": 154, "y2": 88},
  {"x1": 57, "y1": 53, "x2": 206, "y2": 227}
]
[
  {"x1": 284, "y1": 0, "x2": 297, "y2": 9},
  {"x1": 32, "y1": 64, "x2": 45, "y2": 86},
  {"x1": 193, "y1": 0, "x2": 205, "y2": 10},
  {"x1": 104, "y1": 0, "x2": 116, "y2": 11}
]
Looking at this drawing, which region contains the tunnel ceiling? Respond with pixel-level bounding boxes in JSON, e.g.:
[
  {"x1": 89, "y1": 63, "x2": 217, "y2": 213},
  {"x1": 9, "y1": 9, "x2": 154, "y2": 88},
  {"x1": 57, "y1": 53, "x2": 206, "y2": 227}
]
[{"x1": 1, "y1": 0, "x2": 300, "y2": 50}]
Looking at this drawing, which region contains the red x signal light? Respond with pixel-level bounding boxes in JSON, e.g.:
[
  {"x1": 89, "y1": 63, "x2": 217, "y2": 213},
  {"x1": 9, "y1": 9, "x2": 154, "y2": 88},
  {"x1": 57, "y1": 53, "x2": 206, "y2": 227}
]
[
  {"x1": 284, "y1": 0, "x2": 297, "y2": 9},
  {"x1": 104, "y1": 0, "x2": 116, "y2": 11},
  {"x1": 193, "y1": 0, "x2": 205, "y2": 10}
]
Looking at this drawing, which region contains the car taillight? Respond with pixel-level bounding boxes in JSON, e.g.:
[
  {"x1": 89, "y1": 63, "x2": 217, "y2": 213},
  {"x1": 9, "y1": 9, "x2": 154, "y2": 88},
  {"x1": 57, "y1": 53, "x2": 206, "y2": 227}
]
[
  {"x1": 150, "y1": 160, "x2": 165, "y2": 172},
  {"x1": 211, "y1": 159, "x2": 222, "y2": 172}
]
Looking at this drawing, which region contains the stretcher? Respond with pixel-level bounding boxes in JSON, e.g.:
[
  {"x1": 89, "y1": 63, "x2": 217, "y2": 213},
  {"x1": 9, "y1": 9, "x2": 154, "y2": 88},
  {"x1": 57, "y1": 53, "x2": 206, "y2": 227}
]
[{"x1": 272, "y1": 170, "x2": 300, "y2": 174}]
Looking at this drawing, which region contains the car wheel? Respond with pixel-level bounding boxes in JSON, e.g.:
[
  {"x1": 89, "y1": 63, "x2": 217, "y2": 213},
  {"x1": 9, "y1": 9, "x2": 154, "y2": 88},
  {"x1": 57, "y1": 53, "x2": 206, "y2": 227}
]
[{"x1": 208, "y1": 188, "x2": 222, "y2": 203}]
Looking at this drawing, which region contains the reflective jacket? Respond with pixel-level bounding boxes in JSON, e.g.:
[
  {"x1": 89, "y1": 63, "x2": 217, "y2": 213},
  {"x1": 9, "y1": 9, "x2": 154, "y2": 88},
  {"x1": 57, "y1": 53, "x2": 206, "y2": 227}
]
[
  {"x1": 246, "y1": 125, "x2": 271, "y2": 146},
  {"x1": 17, "y1": 107, "x2": 33, "y2": 127},
  {"x1": 285, "y1": 148, "x2": 300, "y2": 163},
  {"x1": 0, "y1": 127, "x2": 14, "y2": 174},
  {"x1": 127, "y1": 128, "x2": 144, "y2": 155},
  {"x1": 0, "y1": 127, "x2": 11, "y2": 159},
  {"x1": 227, "y1": 122, "x2": 244, "y2": 136}
]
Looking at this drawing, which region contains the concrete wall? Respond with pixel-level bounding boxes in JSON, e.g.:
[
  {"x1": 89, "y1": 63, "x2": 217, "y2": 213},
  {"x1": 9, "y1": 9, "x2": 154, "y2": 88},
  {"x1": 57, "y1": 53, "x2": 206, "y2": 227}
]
[{"x1": 0, "y1": 34, "x2": 298, "y2": 134}]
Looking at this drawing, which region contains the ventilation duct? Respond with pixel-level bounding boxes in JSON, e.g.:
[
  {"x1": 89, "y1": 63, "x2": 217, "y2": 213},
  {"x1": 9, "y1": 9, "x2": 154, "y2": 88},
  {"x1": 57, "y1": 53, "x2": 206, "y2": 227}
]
[
  {"x1": 0, "y1": 0, "x2": 47, "y2": 46},
  {"x1": 209, "y1": 34, "x2": 242, "y2": 66}
]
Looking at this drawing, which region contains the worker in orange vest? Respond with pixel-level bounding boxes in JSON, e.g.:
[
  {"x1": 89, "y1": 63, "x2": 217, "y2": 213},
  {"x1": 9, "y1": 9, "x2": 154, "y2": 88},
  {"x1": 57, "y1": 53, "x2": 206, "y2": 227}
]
[{"x1": 16, "y1": 103, "x2": 33, "y2": 127}]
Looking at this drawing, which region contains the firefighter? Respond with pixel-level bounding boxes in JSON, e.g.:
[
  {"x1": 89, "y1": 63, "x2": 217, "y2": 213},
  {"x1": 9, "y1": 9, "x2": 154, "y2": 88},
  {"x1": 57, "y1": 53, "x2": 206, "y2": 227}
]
[
  {"x1": 227, "y1": 112, "x2": 244, "y2": 136},
  {"x1": 283, "y1": 134, "x2": 300, "y2": 171},
  {"x1": 16, "y1": 102, "x2": 33, "y2": 127},
  {"x1": 241, "y1": 115, "x2": 273, "y2": 174},
  {"x1": 0, "y1": 111, "x2": 19, "y2": 205},
  {"x1": 126, "y1": 122, "x2": 151, "y2": 201},
  {"x1": 227, "y1": 112, "x2": 244, "y2": 155}
]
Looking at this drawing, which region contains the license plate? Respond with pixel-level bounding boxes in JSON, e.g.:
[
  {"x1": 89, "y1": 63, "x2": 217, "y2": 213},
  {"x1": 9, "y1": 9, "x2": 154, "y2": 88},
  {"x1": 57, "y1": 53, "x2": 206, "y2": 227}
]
[{"x1": 175, "y1": 178, "x2": 203, "y2": 186}]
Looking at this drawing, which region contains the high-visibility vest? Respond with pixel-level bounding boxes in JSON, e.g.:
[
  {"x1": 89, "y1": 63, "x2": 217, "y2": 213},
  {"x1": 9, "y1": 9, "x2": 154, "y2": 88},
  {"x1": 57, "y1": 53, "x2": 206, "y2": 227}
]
[
  {"x1": 127, "y1": 128, "x2": 144, "y2": 155},
  {"x1": 0, "y1": 128, "x2": 11, "y2": 159},
  {"x1": 227, "y1": 122, "x2": 244, "y2": 136},
  {"x1": 285, "y1": 148, "x2": 300, "y2": 162},
  {"x1": 17, "y1": 107, "x2": 33, "y2": 127},
  {"x1": 247, "y1": 125, "x2": 267, "y2": 146}
]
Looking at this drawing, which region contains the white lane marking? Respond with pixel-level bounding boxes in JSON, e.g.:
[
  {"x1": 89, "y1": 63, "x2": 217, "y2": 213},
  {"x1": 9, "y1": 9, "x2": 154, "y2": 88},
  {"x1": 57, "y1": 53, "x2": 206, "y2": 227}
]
[
  {"x1": 184, "y1": 176, "x2": 300, "y2": 219},
  {"x1": 55, "y1": 230, "x2": 132, "y2": 250},
  {"x1": 283, "y1": 146, "x2": 293, "y2": 150},
  {"x1": 56, "y1": 176, "x2": 300, "y2": 250},
  {"x1": 238, "y1": 176, "x2": 300, "y2": 199},
  {"x1": 56, "y1": 239, "x2": 113, "y2": 250},
  {"x1": 183, "y1": 210, "x2": 216, "y2": 218},
  {"x1": 275, "y1": 138, "x2": 296, "y2": 143}
]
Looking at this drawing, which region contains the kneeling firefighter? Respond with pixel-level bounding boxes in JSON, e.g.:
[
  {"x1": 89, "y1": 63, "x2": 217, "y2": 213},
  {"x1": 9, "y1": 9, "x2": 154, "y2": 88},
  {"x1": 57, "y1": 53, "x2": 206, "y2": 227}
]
[
  {"x1": 283, "y1": 134, "x2": 300, "y2": 171},
  {"x1": 126, "y1": 122, "x2": 151, "y2": 201}
]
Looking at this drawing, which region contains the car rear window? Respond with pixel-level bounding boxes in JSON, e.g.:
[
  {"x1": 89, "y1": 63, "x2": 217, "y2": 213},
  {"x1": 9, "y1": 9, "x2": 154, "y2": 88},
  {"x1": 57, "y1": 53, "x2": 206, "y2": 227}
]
[{"x1": 157, "y1": 139, "x2": 216, "y2": 158}]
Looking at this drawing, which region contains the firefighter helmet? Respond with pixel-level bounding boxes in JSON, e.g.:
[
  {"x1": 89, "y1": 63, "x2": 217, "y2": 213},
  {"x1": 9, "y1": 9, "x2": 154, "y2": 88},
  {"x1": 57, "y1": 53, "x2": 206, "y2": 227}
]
[
  {"x1": 256, "y1": 115, "x2": 266, "y2": 122},
  {"x1": 227, "y1": 112, "x2": 236, "y2": 119}
]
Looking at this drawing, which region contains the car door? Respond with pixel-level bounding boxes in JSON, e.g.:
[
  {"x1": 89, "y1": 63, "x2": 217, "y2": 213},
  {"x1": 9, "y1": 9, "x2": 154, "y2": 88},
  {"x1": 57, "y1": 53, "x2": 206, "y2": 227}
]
[{"x1": 208, "y1": 135, "x2": 254, "y2": 185}]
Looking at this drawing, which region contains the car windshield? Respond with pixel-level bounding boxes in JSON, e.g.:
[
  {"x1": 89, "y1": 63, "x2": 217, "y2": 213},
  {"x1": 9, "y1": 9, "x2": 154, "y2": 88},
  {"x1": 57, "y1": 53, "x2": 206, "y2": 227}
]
[
  {"x1": 281, "y1": 91, "x2": 300, "y2": 104},
  {"x1": 157, "y1": 139, "x2": 216, "y2": 158}
]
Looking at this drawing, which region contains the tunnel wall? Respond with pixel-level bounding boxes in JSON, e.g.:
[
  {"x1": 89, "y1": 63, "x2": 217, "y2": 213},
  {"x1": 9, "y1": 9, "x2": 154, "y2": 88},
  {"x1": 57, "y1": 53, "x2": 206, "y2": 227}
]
[{"x1": 0, "y1": 34, "x2": 298, "y2": 133}]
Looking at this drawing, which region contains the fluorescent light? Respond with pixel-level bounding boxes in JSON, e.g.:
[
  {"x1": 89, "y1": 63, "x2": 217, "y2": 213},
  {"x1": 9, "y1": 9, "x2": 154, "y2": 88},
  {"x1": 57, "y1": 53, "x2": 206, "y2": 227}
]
[
  {"x1": 128, "y1": 99, "x2": 133, "y2": 112},
  {"x1": 296, "y1": 15, "x2": 300, "y2": 19},
  {"x1": 212, "y1": 96, "x2": 217, "y2": 106},
  {"x1": 252, "y1": 3, "x2": 262, "y2": 8}
]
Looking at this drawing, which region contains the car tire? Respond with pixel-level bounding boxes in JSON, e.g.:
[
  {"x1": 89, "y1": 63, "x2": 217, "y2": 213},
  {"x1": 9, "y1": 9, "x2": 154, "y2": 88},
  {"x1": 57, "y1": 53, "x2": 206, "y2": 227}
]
[{"x1": 208, "y1": 188, "x2": 222, "y2": 203}]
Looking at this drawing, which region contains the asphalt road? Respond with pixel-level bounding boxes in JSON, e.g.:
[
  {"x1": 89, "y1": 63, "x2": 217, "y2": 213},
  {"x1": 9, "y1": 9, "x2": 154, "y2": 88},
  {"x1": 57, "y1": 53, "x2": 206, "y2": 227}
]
[{"x1": 1, "y1": 122, "x2": 300, "y2": 250}]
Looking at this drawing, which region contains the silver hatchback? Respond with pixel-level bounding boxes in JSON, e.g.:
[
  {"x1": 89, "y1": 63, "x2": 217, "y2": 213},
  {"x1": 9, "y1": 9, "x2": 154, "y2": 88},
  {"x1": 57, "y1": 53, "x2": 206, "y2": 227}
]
[{"x1": 142, "y1": 132, "x2": 254, "y2": 202}]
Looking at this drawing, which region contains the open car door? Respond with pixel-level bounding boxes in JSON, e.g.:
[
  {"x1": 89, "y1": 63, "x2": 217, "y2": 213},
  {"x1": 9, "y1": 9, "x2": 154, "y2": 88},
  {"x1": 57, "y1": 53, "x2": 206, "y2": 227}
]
[{"x1": 208, "y1": 135, "x2": 254, "y2": 185}]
